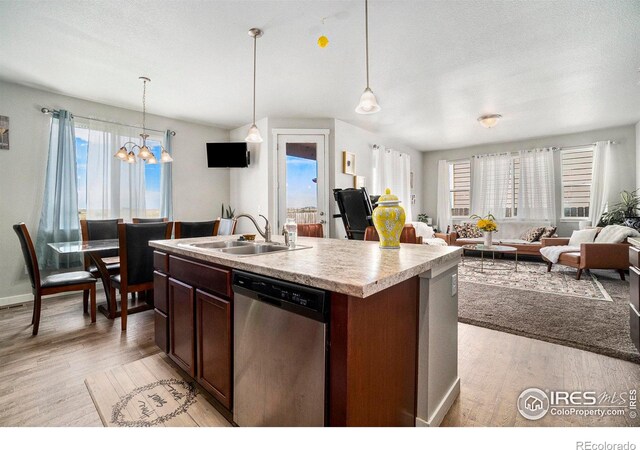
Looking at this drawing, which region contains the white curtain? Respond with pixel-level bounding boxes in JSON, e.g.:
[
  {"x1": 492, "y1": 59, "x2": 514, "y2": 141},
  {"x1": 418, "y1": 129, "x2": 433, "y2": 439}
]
[
  {"x1": 79, "y1": 119, "x2": 147, "y2": 221},
  {"x1": 436, "y1": 160, "x2": 452, "y2": 231},
  {"x1": 470, "y1": 153, "x2": 512, "y2": 220},
  {"x1": 589, "y1": 141, "x2": 613, "y2": 226},
  {"x1": 518, "y1": 148, "x2": 556, "y2": 222},
  {"x1": 371, "y1": 145, "x2": 412, "y2": 220}
]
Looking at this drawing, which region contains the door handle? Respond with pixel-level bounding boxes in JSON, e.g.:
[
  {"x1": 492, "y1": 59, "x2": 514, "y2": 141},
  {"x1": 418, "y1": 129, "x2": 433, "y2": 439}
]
[{"x1": 319, "y1": 212, "x2": 325, "y2": 216}]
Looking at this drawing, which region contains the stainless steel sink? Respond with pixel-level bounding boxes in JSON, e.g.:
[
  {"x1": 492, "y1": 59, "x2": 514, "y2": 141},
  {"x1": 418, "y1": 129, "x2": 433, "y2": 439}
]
[
  {"x1": 179, "y1": 240, "x2": 253, "y2": 249},
  {"x1": 219, "y1": 243, "x2": 291, "y2": 255}
]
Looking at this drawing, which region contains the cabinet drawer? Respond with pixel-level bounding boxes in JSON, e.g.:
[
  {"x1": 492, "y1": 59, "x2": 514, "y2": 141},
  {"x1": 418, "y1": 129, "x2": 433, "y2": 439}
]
[
  {"x1": 169, "y1": 255, "x2": 231, "y2": 298},
  {"x1": 629, "y1": 247, "x2": 640, "y2": 268},
  {"x1": 631, "y1": 304, "x2": 640, "y2": 353},
  {"x1": 154, "y1": 251, "x2": 169, "y2": 273},
  {"x1": 630, "y1": 266, "x2": 640, "y2": 312},
  {"x1": 154, "y1": 309, "x2": 169, "y2": 353},
  {"x1": 154, "y1": 271, "x2": 169, "y2": 314}
]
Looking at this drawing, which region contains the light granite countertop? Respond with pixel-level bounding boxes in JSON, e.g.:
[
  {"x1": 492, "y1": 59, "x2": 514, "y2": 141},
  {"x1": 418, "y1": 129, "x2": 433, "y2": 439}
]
[{"x1": 150, "y1": 236, "x2": 462, "y2": 298}]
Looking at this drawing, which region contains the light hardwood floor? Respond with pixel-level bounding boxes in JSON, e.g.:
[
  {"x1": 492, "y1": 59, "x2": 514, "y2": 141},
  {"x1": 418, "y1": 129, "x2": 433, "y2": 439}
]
[{"x1": 0, "y1": 294, "x2": 638, "y2": 426}]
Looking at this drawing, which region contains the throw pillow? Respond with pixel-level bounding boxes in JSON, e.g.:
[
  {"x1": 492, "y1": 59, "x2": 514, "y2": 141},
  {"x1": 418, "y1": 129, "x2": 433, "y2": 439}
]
[
  {"x1": 520, "y1": 226, "x2": 546, "y2": 242},
  {"x1": 594, "y1": 224, "x2": 640, "y2": 243},
  {"x1": 540, "y1": 226, "x2": 557, "y2": 238},
  {"x1": 568, "y1": 228, "x2": 598, "y2": 246},
  {"x1": 453, "y1": 223, "x2": 483, "y2": 239},
  {"x1": 411, "y1": 221, "x2": 435, "y2": 240}
]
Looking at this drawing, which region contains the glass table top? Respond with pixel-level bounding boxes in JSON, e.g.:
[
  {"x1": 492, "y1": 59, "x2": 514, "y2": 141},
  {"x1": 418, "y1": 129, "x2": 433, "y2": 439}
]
[
  {"x1": 461, "y1": 244, "x2": 517, "y2": 252},
  {"x1": 48, "y1": 239, "x2": 119, "y2": 254}
]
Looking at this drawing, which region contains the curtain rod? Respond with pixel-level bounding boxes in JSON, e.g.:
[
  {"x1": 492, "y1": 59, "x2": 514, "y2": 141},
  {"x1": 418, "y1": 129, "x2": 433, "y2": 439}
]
[
  {"x1": 553, "y1": 141, "x2": 616, "y2": 151},
  {"x1": 40, "y1": 107, "x2": 176, "y2": 136}
]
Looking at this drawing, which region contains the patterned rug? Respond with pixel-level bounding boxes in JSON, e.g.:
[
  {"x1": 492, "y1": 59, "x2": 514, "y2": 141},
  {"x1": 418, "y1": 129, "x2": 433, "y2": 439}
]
[
  {"x1": 460, "y1": 260, "x2": 613, "y2": 302},
  {"x1": 85, "y1": 353, "x2": 230, "y2": 427}
]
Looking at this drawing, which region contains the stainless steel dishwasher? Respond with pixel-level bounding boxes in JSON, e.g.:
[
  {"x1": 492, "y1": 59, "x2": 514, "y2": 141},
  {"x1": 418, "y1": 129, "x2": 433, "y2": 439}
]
[{"x1": 232, "y1": 270, "x2": 329, "y2": 427}]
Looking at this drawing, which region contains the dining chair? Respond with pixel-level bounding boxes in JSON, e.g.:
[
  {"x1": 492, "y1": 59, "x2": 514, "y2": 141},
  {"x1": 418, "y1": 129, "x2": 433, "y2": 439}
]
[
  {"x1": 364, "y1": 225, "x2": 423, "y2": 244},
  {"x1": 132, "y1": 217, "x2": 169, "y2": 223},
  {"x1": 13, "y1": 223, "x2": 97, "y2": 335},
  {"x1": 214, "y1": 218, "x2": 237, "y2": 236},
  {"x1": 174, "y1": 220, "x2": 217, "y2": 239},
  {"x1": 297, "y1": 223, "x2": 324, "y2": 237},
  {"x1": 110, "y1": 222, "x2": 173, "y2": 331}
]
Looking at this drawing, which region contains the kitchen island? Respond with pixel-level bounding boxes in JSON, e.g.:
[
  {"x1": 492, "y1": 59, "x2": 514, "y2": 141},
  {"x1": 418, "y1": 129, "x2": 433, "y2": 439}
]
[{"x1": 150, "y1": 235, "x2": 462, "y2": 427}]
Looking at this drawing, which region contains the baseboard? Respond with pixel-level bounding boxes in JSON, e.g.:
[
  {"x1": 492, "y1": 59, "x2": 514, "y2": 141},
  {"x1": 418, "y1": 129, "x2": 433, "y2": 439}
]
[{"x1": 415, "y1": 377, "x2": 460, "y2": 427}]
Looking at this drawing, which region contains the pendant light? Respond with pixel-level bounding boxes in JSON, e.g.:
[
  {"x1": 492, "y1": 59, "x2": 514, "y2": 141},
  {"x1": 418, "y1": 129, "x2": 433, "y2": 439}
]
[
  {"x1": 477, "y1": 114, "x2": 502, "y2": 128},
  {"x1": 245, "y1": 28, "x2": 264, "y2": 143},
  {"x1": 114, "y1": 76, "x2": 173, "y2": 164},
  {"x1": 355, "y1": 0, "x2": 381, "y2": 114}
]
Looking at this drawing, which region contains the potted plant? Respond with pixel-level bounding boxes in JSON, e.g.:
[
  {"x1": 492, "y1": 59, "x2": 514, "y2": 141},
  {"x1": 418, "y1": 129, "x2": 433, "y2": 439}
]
[
  {"x1": 221, "y1": 203, "x2": 235, "y2": 219},
  {"x1": 598, "y1": 189, "x2": 640, "y2": 229},
  {"x1": 470, "y1": 212, "x2": 498, "y2": 247}
]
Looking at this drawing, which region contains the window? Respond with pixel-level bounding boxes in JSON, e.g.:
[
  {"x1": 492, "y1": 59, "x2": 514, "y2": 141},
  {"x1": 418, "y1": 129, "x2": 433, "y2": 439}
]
[
  {"x1": 505, "y1": 157, "x2": 520, "y2": 218},
  {"x1": 561, "y1": 147, "x2": 593, "y2": 219},
  {"x1": 448, "y1": 160, "x2": 470, "y2": 217},
  {"x1": 75, "y1": 120, "x2": 167, "y2": 220}
]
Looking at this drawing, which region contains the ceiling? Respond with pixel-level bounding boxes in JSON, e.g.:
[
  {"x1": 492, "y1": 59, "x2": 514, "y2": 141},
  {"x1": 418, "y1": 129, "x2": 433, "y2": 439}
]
[{"x1": 1, "y1": 0, "x2": 639, "y2": 151}]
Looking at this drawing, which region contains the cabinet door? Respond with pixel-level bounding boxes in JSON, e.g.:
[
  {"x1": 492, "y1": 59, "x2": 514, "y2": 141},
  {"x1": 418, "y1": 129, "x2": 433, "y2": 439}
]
[
  {"x1": 154, "y1": 271, "x2": 169, "y2": 314},
  {"x1": 196, "y1": 289, "x2": 232, "y2": 409},
  {"x1": 169, "y1": 278, "x2": 195, "y2": 377}
]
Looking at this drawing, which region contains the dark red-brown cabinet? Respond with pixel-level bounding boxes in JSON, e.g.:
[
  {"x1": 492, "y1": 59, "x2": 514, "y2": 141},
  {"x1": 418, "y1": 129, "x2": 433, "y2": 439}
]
[{"x1": 168, "y1": 278, "x2": 196, "y2": 377}]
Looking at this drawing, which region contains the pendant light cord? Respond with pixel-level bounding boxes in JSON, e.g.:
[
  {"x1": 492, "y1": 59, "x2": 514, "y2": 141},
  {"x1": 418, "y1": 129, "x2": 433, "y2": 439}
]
[
  {"x1": 365, "y1": 0, "x2": 370, "y2": 89},
  {"x1": 252, "y1": 34, "x2": 257, "y2": 125},
  {"x1": 141, "y1": 79, "x2": 147, "y2": 143}
]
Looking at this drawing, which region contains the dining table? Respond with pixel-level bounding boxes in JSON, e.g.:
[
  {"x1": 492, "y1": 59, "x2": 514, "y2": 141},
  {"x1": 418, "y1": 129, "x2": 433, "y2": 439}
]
[{"x1": 48, "y1": 239, "x2": 152, "y2": 320}]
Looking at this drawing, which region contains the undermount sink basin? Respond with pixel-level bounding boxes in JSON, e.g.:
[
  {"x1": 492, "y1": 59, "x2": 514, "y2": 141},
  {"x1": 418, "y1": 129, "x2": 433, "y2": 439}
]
[
  {"x1": 219, "y1": 243, "x2": 291, "y2": 255},
  {"x1": 180, "y1": 240, "x2": 253, "y2": 249}
]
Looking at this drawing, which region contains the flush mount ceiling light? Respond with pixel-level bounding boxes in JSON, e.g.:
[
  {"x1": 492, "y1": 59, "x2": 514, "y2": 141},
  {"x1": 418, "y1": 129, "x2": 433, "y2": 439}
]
[
  {"x1": 245, "y1": 28, "x2": 264, "y2": 143},
  {"x1": 477, "y1": 114, "x2": 503, "y2": 128},
  {"x1": 114, "y1": 77, "x2": 173, "y2": 164},
  {"x1": 355, "y1": 0, "x2": 381, "y2": 114}
]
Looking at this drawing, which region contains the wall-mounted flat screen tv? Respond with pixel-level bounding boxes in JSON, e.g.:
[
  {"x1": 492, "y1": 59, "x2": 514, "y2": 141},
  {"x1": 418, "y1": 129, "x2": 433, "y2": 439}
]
[{"x1": 206, "y1": 142, "x2": 250, "y2": 168}]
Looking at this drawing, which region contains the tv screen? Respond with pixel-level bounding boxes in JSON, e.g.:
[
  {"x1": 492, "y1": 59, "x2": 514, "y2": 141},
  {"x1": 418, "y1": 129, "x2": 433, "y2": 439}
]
[{"x1": 206, "y1": 142, "x2": 250, "y2": 168}]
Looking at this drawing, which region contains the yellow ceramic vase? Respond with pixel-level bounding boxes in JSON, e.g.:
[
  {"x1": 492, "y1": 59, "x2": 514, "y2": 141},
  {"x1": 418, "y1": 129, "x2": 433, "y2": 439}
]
[{"x1": 372, "y1": 188, "x2": 406, "y2": 249}]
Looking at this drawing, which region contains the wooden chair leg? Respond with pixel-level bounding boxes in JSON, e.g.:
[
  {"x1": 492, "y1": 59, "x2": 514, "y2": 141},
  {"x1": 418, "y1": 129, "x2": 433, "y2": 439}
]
[
  {"x1": 121, "y1": 291, "x2": 128, "y2": 331},
  {"x1": 82, "y1": 290, "x2": 89, "y2": 314},
  {"x1": 109, "y1": 286, "x2": 117, "y2": 319},
  {"x1": 576, "y1": 268, "x2": 583, "y2": 280},
  {"x1": 90, "y1": 285, "x2": 97, "y2": 323},
  {"x1": 618, "y1": 269, "x2": 626, "y2": 281},
  {"x1": 31, "y1": 294, "x2": 36, "y2": 325},
  {"x1": 546, "y1": 261, "x2": 552, "y2": 272},
  {"x1": 32, "y1": 293, "x2": 42, "y2": 336}
]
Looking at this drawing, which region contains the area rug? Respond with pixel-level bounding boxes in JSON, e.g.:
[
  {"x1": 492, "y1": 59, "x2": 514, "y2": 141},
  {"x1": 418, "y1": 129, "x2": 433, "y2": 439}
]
[
  {"x1": 458, "y1": 261, "x2": 640, "y2": 363},
  {"x1": 85, "y1": 353, "x2": 230, "y2": 427},
  {"x1": 460, "y1": 260, "x2": 612, "y2": 302}
]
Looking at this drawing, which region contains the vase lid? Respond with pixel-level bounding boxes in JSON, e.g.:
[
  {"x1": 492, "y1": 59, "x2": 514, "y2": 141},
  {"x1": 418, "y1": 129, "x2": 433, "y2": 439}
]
[{"x1": 378, "y1": 188, "x2": 400, "y2": 203}]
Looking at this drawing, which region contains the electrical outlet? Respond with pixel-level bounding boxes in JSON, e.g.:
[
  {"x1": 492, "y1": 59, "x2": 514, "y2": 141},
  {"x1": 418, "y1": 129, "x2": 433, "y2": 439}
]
[{"x1": 451, "y1": 273, "x2": 458, "y2": 296}]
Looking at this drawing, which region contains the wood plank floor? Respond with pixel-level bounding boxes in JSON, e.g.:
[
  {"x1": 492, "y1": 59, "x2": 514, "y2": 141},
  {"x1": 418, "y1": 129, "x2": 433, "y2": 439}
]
[{"x1": 0, "y1": 293, "x2": 638, "y2": 426}]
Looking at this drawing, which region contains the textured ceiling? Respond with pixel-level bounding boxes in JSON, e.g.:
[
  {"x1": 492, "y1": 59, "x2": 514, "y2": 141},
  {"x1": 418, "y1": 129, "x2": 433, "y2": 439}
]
[{"x1": 1, "y1": 0, "x2": 639, "y2": 150}]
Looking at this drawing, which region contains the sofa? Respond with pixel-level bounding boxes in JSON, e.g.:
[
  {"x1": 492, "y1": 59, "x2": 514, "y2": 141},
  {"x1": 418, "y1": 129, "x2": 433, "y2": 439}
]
[{"x1": 449, "y1": 220, "x2": 553, "y2": 256}]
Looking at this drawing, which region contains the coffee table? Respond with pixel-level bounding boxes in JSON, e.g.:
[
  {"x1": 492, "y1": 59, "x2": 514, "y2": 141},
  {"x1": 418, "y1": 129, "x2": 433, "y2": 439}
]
[{"x1": 461, "y1": 244, "x2": 518, "y2": 273}]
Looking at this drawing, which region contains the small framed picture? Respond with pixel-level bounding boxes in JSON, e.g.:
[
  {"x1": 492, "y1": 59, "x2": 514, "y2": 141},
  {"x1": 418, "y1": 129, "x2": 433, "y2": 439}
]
[
  {"x1": 343, "y1": 151, "x2": 356, "y2": 175},
  {"x1": 0, "y1": 116, "x2": 9, "y2": 150},
  {"x1": 354, "y1": 175, "x2": 366, "y2": 189}
]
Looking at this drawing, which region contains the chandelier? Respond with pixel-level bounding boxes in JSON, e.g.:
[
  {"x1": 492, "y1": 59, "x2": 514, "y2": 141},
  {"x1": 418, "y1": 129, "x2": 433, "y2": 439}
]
[{"x1": 114, "y1": 77, "x2": 173, "y2": 164}]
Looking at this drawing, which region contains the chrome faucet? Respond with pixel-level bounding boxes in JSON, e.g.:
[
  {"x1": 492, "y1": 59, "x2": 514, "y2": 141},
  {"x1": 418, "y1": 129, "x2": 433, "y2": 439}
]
[{"x1": 236, "y1": 214, "x2": 272, "y2": 243}]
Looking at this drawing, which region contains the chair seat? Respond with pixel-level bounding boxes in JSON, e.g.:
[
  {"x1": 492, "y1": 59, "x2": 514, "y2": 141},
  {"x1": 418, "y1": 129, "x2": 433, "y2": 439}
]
[
  {"x1": 88, "y1": 262, "x2": 120, "y2": 275},
  {"x1": 110, "y1": 274, "x2": 121, "y2": 286},
  {"x1": 41, "y1": 271, "x2": 97, "y2": 288},
  {"x1": 558, "y1": 252, "x2": 581, "y2": 264}
]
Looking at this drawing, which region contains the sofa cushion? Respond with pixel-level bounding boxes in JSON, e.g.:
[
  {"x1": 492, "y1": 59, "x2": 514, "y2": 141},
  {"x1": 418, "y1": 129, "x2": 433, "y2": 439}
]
[
  {"x1": 454, "y1": 223, "x2": 483, "y2": 239},
  {"x1": 569, "y1": 228, "x2": 598, "y2": 246},
  {"x1": 410, "y1": 221, "x2": 435, "y2": 239},
  {"x1": 520, "y1": 226, "x2": 546, "y2": 242},
  {"x1": 594, "y1": 224, "x2": 640, "y2": 243},
  {"x1": 558, "y1": 252, "x2": 581, "y2": 264},
  {"x1": 499, "y1": 238, "x2": 540, "y2": 245}
]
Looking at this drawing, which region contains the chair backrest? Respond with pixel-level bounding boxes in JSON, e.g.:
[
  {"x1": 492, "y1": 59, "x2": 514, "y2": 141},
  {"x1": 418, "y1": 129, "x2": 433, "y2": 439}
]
[
  {"x1": 214, "y1": 218, "x2": 237, "y2": 236},
  {"x1": 364, "y1": 225, "x2": 420, "y2": 244},
  {"x1": 132, "y1": 217, "x2": 169, "y2": 224},
  {"x1": 80, "y1": 219, "x2": 122, "y2": 264},
  {"x1": 118, "y1": 222, "x2": 173, "y2": 287},
  {"x1": 297, "y1": 223, "x2": 324, "y2": 238},
  {"x1": 174, "y1": 220, "x2": 217, "y2": 239},
  {"x1": 13, "y1": 223, "x2": 40, "y2": 289},
  {"x1": 333, "y1": 188, "x2": 374, "y2": 240}
]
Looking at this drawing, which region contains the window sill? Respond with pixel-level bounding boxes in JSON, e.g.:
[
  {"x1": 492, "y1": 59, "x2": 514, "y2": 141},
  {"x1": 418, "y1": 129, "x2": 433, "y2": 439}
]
[{"x1": 560, "y1": 218, "x2": 589, "y2": 223}]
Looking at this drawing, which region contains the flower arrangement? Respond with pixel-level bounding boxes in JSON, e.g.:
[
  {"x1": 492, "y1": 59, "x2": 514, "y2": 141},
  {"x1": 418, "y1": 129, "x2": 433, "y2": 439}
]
[{"x1": 470, "y1": 213, "x2": 498, "y2": 232}]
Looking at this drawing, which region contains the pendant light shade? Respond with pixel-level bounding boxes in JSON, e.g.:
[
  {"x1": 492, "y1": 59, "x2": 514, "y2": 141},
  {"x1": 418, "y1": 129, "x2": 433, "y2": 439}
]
[
  {"x1": 114, "y1": 146, "x2": 128, "y2": 160},
  {"x1": 137, "y1": 144, "x2": 152, "y2": 160},
  {"x1": 355, "y1": 0, "x2": 380, "y2": 114},
  {"x1": 160, "y1": 148, "x2": 174, "y2": 163},
  {"x1": 356, "y1": 87, "x2": 381, "y2": 114},
  {"x1": 246, "y1": 28, "x2": 264, "y2": 143}
]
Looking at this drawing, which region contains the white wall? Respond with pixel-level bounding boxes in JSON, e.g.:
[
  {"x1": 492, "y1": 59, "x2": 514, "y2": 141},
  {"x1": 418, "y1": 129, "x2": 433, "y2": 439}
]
[
  {"x1": 421, "y1": 124, "x2": 637, "y2": 236},
  {"x1": 0, "y1": 80, "x2": 230, "y2": 304},
  {"x1": 333, "y1": 119, "x2": 423, "y2": 238},
  {"x1": 636, "y1": 121, "x2": 640, "y2": 190},
  {"x1": 229, "y1": 118, "x2": 270, "y2": 234}
]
